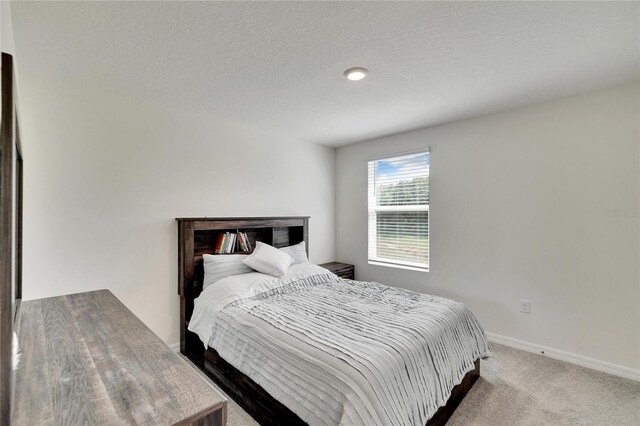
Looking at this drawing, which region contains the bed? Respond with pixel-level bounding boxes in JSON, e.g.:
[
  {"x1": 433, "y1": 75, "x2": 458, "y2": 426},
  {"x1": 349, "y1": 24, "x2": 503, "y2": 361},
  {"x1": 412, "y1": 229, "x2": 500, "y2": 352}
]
[{"x1": 177, "y1": 217, "x2": 489, "y2": 426}]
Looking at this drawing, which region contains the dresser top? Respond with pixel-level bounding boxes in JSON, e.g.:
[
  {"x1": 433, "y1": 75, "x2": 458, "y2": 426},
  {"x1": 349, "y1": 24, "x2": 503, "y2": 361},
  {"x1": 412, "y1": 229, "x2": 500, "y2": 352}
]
[{"x1": 12, "y1": 290, "x2": 225, "y2": 425}]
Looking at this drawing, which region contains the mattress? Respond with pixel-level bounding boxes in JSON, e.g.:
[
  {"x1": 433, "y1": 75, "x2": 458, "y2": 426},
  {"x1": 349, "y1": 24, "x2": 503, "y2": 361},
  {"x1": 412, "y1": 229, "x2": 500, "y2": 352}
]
[{"x1": 189, "y1": 263, "x2": 490, "y2": 426}]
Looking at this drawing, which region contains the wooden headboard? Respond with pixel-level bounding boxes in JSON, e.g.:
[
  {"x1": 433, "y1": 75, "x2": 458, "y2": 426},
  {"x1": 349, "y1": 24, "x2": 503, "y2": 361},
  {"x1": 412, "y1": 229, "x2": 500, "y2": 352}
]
[{"x1": 176, "y1": 216, "x2": 309, "y2": 358}]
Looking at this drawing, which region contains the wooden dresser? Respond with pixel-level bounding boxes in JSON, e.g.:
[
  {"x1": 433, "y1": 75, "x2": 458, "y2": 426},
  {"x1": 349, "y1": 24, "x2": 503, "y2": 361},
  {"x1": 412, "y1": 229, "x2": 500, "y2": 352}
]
[{"x1": 12, "y1": 290, "x2": 226, "y2": 425}]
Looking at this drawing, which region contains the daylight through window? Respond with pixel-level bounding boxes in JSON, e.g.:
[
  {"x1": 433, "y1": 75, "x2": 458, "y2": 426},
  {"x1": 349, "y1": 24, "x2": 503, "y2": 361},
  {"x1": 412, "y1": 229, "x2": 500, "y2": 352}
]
[{"x1": 367, "y1": 151, "x2": 429, "y2": 270}]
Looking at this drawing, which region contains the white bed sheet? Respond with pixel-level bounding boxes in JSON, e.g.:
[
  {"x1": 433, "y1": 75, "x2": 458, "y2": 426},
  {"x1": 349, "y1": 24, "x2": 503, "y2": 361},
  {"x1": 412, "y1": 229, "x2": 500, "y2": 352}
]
[{"x1": 188, "y1": 262, "x2": 330, "y2": 347}]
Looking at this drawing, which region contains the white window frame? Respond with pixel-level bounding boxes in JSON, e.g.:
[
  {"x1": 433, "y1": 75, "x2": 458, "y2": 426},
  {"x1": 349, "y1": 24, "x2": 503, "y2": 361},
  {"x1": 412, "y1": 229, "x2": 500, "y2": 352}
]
[{"x1": 367, "y1": 150, "x2": 430, "y2": 272}]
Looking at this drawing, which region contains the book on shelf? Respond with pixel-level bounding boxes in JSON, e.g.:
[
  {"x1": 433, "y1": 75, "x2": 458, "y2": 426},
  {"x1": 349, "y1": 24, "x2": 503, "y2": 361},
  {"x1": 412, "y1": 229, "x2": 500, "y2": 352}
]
[
  {"x1": 214, "y1": 233, "x2": 225, "y2": 254},
  {"x1": 224, "y1": 233, "x2": 231, "y2": 253},
  {"x1": 215, "y1": 232, "x2": 231, "y2": 254},
  {"x1": 237, "y1": 232, "x2": 245, "y2": 253},
  {"x1": 240, "y1": 232, "x2": 252, "y2": 253},
  {"x1": 227, "y1": 233, "x2": 236, "y2": 254},
  {"x1": 214, "y1": 232, "x2": 252, "y2": 254}
]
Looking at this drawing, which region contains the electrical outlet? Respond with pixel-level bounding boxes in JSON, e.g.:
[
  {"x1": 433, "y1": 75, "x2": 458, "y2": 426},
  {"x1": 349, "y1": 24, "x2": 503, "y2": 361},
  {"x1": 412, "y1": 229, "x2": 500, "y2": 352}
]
[{"x1": 520, "y1": 299, "x2": 531, "y2": 314}]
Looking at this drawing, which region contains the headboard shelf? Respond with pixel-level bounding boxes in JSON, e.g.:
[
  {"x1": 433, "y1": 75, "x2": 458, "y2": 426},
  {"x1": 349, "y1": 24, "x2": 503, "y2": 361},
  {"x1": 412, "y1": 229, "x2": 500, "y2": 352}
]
[
  {"x1": 176, "y1": 216, "x2": 309, "y2": 358},
  {"x1": 177, "y1": 216, "x2": 309, "y2": 231}
]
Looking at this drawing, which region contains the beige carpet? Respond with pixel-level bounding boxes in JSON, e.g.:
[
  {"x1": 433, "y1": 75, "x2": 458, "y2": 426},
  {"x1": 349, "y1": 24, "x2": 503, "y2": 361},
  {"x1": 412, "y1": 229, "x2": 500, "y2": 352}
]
[{"x1": 183, "y1": 343, "x2": 640, "y2": 425}]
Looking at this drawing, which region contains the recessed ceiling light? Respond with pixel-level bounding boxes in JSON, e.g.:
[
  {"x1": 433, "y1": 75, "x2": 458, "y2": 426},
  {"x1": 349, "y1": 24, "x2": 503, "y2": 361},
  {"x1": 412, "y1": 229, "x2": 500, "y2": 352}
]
[{"x1": 344, "y1": 67, "x2": 368, "y2": 81}]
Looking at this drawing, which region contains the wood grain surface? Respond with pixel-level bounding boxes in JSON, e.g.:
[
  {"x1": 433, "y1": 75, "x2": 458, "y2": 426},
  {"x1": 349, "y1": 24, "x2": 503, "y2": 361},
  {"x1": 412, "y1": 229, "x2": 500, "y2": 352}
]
[
  {"x1": 318, "y1": 262, "x2": 355, "y2": 280},
  {"x1": 12, "y1": 290, "x2": 225, "y2": 425}
]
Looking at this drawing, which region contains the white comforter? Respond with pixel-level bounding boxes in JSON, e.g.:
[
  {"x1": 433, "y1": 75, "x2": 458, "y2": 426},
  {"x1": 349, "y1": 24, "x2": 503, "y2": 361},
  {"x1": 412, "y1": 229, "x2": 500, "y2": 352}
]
[
  {"x1": 189, "y1": 263, "x2": 490, "y2": 426},
  {"x1": 189, "y1": 263, "x2": 331, "y2": 347}
]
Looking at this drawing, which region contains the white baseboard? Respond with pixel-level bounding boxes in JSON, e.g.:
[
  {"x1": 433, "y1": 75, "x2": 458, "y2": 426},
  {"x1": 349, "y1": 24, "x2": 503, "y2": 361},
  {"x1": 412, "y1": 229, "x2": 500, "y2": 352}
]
[
  {"x1": 168, "y1": 342, "x2": 180, "y2": 353},
  {"x1": 486, "y1": 332, "x2": 640, "y2": 382}
]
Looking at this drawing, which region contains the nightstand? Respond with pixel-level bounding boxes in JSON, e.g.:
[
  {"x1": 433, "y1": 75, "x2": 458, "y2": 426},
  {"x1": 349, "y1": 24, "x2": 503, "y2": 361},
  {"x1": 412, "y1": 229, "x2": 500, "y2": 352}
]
[{"x1": 319, "y1": 262, "x2": 355, "y2": 280}]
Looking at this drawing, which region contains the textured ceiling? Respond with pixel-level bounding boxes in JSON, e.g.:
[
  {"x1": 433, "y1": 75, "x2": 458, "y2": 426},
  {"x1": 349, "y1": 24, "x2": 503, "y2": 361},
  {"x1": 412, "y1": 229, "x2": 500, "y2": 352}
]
[{"x1": 11, "y1": 1, "x2": 640, "y2": 147}]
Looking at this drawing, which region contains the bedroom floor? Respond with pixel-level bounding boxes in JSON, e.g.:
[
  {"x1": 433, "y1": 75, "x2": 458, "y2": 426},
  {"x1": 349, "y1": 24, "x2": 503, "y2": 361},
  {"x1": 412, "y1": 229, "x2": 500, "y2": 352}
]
[{"x1": 183, "y1": 343, "x2": 640, "y2": 425}]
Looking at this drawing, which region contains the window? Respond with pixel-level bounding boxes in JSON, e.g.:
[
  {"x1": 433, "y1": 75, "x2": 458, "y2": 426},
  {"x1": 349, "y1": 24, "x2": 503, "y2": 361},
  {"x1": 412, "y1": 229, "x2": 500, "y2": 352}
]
[{"x1": 368, "y1": 151, "x2": 429, "y2": 271}]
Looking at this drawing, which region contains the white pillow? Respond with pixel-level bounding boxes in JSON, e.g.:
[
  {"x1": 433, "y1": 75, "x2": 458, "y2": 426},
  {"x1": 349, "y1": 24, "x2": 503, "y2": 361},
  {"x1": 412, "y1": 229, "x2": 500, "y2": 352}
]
[
  {"x1": 279, "y1": 241, "x2": 308, "y2": 265},
  {"x1": 243, "y1": 242, "x2": 293, "y2": 277},
  {"x1": 202, "y1": 254, "x2": 253, "y2": 289}
]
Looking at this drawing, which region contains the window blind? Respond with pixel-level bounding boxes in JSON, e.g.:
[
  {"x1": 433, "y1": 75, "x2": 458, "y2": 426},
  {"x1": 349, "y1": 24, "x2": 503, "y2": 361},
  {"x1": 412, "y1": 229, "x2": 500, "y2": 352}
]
[{"x1": 368, "y1": 151, "x2": 429, "y2": 270}]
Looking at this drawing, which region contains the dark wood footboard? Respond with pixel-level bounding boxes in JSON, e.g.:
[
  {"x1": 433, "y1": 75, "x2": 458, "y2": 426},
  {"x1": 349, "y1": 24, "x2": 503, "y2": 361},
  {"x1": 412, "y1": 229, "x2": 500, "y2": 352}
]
[
  {"x1": 201, "y1": 347, "x2": 306, "y2": 426},
  {"x1": 426, "y1": 359, "x2": 480, "y2": 425},
  {"x1": 188, "y1": 340, "x2": 480, "y2": 426}
]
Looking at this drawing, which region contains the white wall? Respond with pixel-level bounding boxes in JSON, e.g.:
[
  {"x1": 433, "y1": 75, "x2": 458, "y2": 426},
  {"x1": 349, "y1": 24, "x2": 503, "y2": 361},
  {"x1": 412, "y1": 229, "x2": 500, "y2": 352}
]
[
  {"x1": 19, "y1": 74, "x2": 336, "y2": 346},
  {"x1": 336, "y1": 82, "x2": 640, "y2": 372},
  {"x1": 1, "y1": 0, "x2": 19, "y2": 317},
  {"x1": 16, "y1": 68, "x2": 640, "y2": 374},
  {"x1": 1, "y1": 1, "x2": 16, "y2": 55}
]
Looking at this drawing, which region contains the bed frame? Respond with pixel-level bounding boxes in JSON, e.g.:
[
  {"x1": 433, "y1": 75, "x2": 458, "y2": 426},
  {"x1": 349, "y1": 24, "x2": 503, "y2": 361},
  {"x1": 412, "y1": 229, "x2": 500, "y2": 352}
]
[{"x1": 177, "y1": 216, "x2": 479, "y2": 426}]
